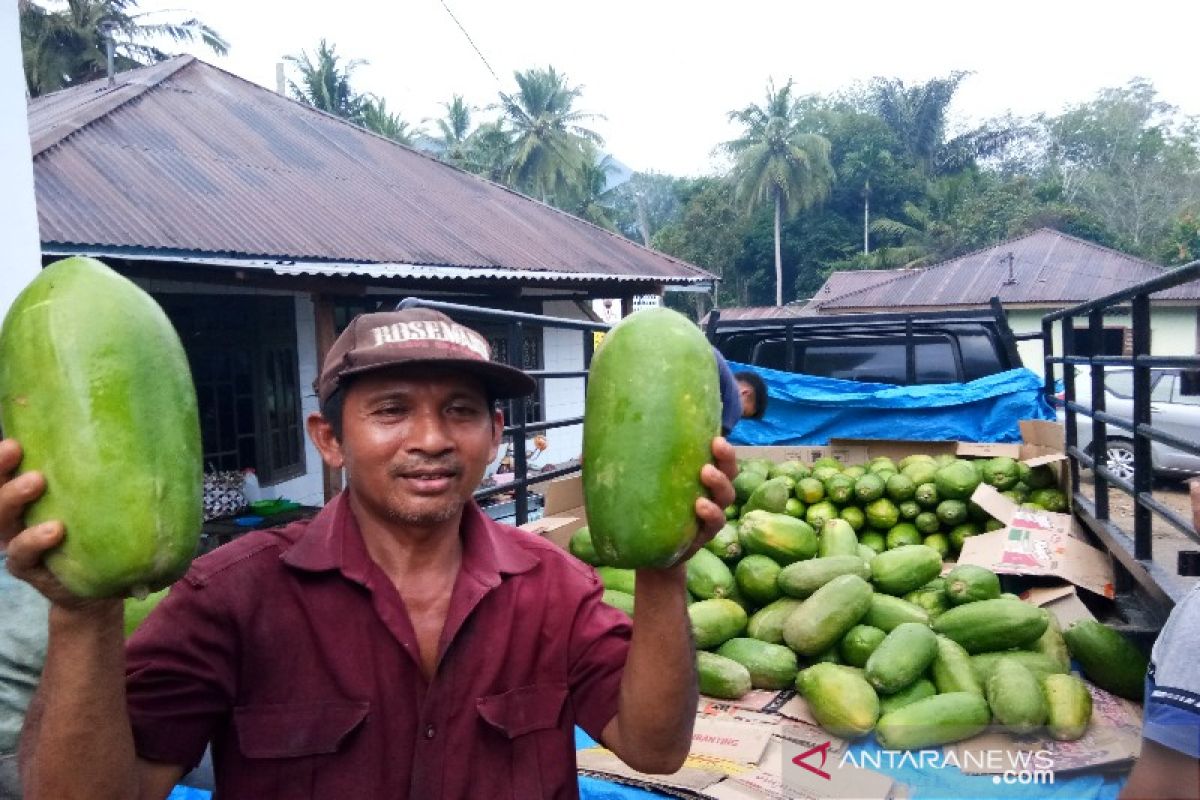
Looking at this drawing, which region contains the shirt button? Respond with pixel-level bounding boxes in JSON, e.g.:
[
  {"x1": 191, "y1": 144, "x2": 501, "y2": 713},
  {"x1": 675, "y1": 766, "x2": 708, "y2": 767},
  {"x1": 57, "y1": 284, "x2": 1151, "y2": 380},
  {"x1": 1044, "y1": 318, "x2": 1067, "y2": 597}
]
[{"x1": 425, "y1": 724, "x2": 436, "y2": 740}]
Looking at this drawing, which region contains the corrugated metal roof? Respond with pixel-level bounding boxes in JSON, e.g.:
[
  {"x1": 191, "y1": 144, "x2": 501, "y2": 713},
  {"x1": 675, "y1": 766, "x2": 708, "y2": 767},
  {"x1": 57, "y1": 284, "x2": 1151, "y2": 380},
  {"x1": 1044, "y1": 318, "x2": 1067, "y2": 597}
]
[
  {"x1": 811, "y1": 229, "x2": 1200, "y2": 311},
  {"x1": 29, "y1": 57, "x2": 713, "y2": 285}
]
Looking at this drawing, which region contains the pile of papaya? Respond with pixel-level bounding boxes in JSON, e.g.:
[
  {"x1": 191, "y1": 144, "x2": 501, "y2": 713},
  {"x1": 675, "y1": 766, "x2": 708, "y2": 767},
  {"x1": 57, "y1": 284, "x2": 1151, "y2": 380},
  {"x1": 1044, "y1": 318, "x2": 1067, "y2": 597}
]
[{"x1": 570, "y1": 454, "x2": 1142, "y2": 750}]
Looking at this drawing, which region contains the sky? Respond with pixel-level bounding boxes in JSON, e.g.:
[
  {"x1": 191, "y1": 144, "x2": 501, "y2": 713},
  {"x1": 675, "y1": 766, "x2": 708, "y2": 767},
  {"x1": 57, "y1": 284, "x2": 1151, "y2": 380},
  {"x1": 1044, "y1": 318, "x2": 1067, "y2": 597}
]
[{"x1": 134, "y1": 0, "x2": 1198, "y2": 177}]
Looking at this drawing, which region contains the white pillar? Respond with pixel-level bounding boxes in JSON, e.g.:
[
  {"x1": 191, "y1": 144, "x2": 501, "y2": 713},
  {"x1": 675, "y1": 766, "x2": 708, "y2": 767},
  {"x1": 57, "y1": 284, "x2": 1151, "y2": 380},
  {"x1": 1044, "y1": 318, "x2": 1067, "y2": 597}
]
[{"x1": 0, "y1": 4, "x2": 41, "y2": 314}]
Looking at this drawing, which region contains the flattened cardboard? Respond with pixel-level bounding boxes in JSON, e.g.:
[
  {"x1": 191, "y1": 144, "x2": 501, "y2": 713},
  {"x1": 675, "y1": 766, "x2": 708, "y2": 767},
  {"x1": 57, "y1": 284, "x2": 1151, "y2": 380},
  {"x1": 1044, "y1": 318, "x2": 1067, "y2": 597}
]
[
  {"x1": 703, "y1": 689, "x2": 793, "y2": 714},
  {"x1": 1022, "y1": 584, "x2": 1098, "y2": 626},
  {"x1": 960, "y1": 485, "x2": 1115, "y2": 598},
  {"x1": 577, "y1": 747, "x2": 728, "y2": 793},
  {"x1": 690, "y1": 717, "x2": 775, "y2": 764},
  {"x1": 697, "y1": 700, "x2": 782, "y2": 729}
]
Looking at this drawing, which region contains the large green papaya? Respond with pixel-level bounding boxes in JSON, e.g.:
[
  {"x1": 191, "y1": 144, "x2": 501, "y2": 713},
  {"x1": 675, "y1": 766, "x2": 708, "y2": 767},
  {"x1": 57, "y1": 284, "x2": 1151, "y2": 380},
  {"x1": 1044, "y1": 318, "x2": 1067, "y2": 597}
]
[
  {"x1": 0, "y1": 257, "x2": 202, "y2": 598},
  {"x1": 583, "y1": 309, "x2": 720, "y2": 567}
]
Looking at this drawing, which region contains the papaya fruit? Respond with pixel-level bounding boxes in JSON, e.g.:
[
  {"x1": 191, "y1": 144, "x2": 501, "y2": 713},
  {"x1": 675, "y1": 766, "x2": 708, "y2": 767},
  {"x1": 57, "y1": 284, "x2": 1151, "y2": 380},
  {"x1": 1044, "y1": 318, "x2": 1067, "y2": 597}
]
[
  {"x1": 583, "y1": 308, "x2": 720, "y2": 568},
  {"x1": 1042, "y1": 673, "x2": 1093, "y2": 741},
  {"x1": 875, "y1": 693, "x2": 991, "y2": 750},
  {"x1": 123, "y1": 587, "x2": 170, "y2": 637},
  {"x1": 697, "y1": 651, "x2": 752, "y2": 700},
  {"x1": 0, "y1": 257, "x2": 202, "y2": 597},
  {"x1": 1062, "y1": 620, "x2": 1148, "y2": 700}
]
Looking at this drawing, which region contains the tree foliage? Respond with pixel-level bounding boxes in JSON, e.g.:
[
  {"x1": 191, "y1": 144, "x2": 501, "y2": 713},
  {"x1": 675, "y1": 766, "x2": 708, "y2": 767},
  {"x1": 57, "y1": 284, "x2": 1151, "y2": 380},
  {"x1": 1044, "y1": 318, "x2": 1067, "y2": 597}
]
[
  {"x1": 19, "y1": 0, "x2": 227, "y2": 96},
  {"x1": 724, "y1": 79, "x2": 835, "y2": 305}
]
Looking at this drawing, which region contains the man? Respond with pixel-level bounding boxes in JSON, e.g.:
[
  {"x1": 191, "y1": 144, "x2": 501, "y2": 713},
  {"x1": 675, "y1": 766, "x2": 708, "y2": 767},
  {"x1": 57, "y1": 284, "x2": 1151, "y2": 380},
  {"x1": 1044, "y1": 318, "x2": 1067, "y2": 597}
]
[
  {"x1": 1119, "y1": 477, "x2": 1200, "y2": 800},
  {"x1": 713, "y1": 349, "x2": 768, "y2": 436},
  {"x1": 4, "y1": 308, "x2": 735, "y2": 800}
]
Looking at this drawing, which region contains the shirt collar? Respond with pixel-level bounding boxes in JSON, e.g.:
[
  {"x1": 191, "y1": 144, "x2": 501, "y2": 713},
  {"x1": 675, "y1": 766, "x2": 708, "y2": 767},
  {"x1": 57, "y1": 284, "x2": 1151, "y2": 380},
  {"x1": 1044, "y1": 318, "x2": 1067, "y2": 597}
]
[{"x1": 282, "y1": 492, "x2": 539, "y2": 582}]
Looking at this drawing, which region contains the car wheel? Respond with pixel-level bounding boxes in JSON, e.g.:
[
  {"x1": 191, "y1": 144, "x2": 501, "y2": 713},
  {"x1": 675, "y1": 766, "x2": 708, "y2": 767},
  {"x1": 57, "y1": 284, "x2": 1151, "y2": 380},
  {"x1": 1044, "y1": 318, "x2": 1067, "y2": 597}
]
[{"x1": 1103, "y1": 440, "x2": 1136, "y2": 482}]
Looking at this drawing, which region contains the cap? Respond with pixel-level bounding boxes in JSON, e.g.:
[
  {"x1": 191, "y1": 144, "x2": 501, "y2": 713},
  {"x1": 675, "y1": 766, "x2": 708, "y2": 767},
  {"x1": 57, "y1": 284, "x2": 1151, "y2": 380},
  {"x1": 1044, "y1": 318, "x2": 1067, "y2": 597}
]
[{"x1": 316, "y1": 308, "x2": 537, "y2": 404}]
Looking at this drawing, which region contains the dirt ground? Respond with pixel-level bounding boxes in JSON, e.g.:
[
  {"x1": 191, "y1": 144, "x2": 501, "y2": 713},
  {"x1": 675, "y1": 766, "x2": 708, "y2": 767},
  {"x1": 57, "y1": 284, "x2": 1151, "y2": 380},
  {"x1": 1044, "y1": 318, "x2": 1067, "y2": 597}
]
[{"x1": 1076, "y1": 473, "x2": 1199, "y2": 590}]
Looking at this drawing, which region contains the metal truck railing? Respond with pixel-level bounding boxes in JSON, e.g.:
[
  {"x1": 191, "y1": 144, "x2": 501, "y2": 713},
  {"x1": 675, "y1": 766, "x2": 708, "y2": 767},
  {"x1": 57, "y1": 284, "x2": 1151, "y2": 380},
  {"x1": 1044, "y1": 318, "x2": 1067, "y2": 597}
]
[
  {"x1": 396, "y1": 297, "x2": 608, "y2": 526},
  {"x1": 1041, "y1": 259, "x2": 1200, "y2": 615}
]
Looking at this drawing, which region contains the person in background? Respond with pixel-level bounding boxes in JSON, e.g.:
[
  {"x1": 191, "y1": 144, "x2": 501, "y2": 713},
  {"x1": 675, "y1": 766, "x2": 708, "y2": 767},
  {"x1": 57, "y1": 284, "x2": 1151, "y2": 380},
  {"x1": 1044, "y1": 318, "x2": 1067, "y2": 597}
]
[
  {"x1": 713, "y1": 349, "x2": 768, "y2": 436},
  {"x1": 0, "y1": 560, "x2": 48, "y2": 800},
  {"x1": 5, "y1": 307, "x2": 736, "y2": 800},
  {"x1": 1119, "y1": 476, "x2": 1200, "y2": 799}
]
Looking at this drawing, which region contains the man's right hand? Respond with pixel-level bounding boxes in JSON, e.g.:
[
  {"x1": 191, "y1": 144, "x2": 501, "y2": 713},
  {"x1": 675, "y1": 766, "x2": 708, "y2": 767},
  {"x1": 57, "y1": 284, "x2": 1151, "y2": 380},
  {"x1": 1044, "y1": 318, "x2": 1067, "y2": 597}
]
[{"x1": 0, "y1": 438, "x2": 103, "y2": 610}]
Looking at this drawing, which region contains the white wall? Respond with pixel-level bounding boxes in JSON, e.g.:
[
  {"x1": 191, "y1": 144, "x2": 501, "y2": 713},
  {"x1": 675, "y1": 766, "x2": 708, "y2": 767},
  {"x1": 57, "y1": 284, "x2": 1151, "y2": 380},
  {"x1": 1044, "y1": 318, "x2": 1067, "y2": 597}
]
[
  {"x1": 1009, "y1": 307, "x2": 1199, "y2": 377},
  {"x1": 0, "y1": 6, "x2": 41, "y2": 313},
  {"x1": 529, "y1": 299, "x2": 590, "y2": 469}
]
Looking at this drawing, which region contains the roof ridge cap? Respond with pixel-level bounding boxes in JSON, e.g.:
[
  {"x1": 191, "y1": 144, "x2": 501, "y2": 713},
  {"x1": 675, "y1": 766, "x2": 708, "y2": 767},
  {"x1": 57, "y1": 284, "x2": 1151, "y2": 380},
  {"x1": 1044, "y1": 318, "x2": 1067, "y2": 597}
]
[{"x1": 30, "y1": 55, "x2": 195, "y2": 157}]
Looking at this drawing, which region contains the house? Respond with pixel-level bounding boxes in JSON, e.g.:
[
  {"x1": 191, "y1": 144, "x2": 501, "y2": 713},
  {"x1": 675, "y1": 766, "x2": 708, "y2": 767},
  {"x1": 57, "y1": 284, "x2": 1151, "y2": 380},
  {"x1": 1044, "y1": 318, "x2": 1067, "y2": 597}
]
[
  {"x1": 27, "y1": 56, "x2": 715, "y2": 507},
  {"x1": 790, "y1": 229, "x2": 1200, "y2": 374}
]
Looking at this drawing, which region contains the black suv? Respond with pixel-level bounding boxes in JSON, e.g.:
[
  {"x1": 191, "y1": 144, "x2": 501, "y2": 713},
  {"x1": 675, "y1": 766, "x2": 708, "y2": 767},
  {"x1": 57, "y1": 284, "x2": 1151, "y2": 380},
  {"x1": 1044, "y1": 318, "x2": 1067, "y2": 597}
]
[{"x1": 705, "y1": 304, "x2": 1024, "y2": 385}]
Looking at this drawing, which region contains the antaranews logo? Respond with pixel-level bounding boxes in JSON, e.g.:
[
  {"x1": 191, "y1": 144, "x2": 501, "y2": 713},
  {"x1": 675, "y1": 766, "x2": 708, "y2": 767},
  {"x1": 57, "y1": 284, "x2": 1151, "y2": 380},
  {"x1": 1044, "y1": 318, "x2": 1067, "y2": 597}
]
[{"x1": 782, "y1": 738, "x2": 1056, "y2": 799}]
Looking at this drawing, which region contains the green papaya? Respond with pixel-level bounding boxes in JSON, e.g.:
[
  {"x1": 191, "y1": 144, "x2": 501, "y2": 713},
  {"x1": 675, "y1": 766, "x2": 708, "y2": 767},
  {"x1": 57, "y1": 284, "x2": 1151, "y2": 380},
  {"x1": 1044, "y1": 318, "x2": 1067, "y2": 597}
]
[
  {"x1": 738, "y1": 510, "x2": 818, "y2": 564},
  {"x1": 734, "y1": 554, "x2": 783, "y2": 606},
  {"x1": 690, "y1": 599, "x2": 749, "y2": 650},
  {"x1": 583, "y1": 308, "x2": 719, "y2": 568},
  {"x1": 697, "y1": 651, "x2": 752, "y2": 700},
  {"x1": 875, "y1": 693, "x2": 990, "y2": 750},
  {"x1": 1042, "y1": 673, "x2": 1093, "y2": 741},
  {"x1": 1062, "y1": 620, "x2": 1148, "y2": 700},
  {"x1": 716, "y1": 637, "x2": 799, "y2": 690},
  {"x1": 987, "y1": 658, "x2": 1048, "y2": 735},
  {"x1": 746, "y1": 598, "x2": 803, "y2": 645},
  {"x1": 0, "y1": 257, "x2": 202, "y2": 597},
  {"x1": 798, "y1": 662, "x2": 880, "y2": 738},
  {"x1": 878, "y1": 678, "x2": 937, "y2": 716},
  {"x1": 568, "y1": 526, "x2": 603, "y2": 566},
  {"x1": 782, "y1": 574, "x2": 874, "y2": 656},
  {"x1": 123, "y1": 587, "x2": 170, "y2": 637},
  {"x1": 602, "y1": 589, "x2": 635, "y2": 616},
  {"x1": 686, "y1": 547, "x2": 737, "y2": 600},
  {"x1": 742, "y1": 476, "x2": 793, "y2": 515}
]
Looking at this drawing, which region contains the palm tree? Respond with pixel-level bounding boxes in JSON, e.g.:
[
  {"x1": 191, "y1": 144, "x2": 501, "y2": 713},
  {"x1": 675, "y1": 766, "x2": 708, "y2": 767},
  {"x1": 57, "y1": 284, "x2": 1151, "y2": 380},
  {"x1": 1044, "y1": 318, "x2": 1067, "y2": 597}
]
[
  {"x1": 285, "y1": 39, "x2": 364, "y2": 120},
  {"x1": 20, "y1": 0, "x2": 228, "y2": 97},
  {"x1": 462, "y1": 119, "x2": 514, "y2": 183},
  {"x1": 565, "y1": 147, "x2": 619, "y2": 230},
  {"x1": 359, "y1": 96, "x2": 417, "y2": 145},
  {"x1": 725, "y1": 79, "x2": 835, "y2": 305},
  {"x1": 497, "y1": 66, "x2": 604, "y2": 201},
  {"x1": 868, "y1": 72, "x2": 968, "y2": 175},
  {"x1": 428, "y1": 94, "x2": 473, "y2": 165}
]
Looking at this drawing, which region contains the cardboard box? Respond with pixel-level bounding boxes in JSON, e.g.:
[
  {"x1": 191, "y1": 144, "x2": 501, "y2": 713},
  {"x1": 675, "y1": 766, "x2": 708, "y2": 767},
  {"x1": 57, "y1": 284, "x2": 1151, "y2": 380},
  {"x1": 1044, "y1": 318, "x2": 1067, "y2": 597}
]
[
  {"x1": 959, "y1": 484, "x2": 1115, "y2": 599},
  {"x1": 517, "y1": 473, "x2": 586, "y2": 549}
]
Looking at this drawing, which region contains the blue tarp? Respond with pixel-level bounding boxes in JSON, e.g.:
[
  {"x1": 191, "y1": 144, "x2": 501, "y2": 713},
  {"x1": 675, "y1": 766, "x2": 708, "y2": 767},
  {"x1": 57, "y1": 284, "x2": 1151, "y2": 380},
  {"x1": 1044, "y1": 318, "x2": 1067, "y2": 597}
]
[{"x1": 728, "y1": 365, "x2": 1056, "y2": 447}]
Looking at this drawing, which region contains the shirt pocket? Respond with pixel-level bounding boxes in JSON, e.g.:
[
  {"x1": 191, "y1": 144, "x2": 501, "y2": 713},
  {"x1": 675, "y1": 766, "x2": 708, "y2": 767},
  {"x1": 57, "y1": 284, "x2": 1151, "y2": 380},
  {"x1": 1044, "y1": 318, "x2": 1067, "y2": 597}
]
[
  {"x1": 477, "y1": 683, "x2": 573, "y2": 799},
  {"x1": 233, "y1": 701, "x2": 370, "y2": 797}
]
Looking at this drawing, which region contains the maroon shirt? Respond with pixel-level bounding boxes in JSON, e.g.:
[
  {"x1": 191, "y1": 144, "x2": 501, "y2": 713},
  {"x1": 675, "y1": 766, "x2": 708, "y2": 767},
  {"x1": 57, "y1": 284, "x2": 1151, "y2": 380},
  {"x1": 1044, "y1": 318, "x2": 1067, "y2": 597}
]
[{"x1": 125, "y1": 493, "x2": 632, "y2": 799}]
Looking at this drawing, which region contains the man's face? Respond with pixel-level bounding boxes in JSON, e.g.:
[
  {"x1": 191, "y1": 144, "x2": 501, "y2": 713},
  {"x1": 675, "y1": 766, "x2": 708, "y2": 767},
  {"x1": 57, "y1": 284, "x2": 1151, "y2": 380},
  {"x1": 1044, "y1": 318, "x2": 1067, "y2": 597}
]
[
  {"x1": 738, "y1": 380, "x2": 758, "y2": 418},
  {"x1": 324, "y1": 366, "x2": 503, "y2": 529}
]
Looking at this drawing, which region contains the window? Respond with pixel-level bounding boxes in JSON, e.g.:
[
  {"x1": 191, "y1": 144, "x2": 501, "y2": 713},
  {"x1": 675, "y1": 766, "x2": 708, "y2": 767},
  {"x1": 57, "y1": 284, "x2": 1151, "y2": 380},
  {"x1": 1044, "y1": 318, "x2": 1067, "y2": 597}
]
[
  {"x1": 1151, "y1": 375, "x2": 1174, "y2": 402},
  {"x1": 157, "y1": 295, "x2": 305, "y2": 485},
  {"x1": 1175, "y1": 371, "x2": 1200, "y2": 405},
  {"x1": 476, "y1": 324, "x2": 544, "y2": 423},
  {"x1": 1070, "y1": 326, "x2": 1126, "y2": 358},
  {"x1": 1103, "y1": 370, "x2": 1168, "y2": 400}
]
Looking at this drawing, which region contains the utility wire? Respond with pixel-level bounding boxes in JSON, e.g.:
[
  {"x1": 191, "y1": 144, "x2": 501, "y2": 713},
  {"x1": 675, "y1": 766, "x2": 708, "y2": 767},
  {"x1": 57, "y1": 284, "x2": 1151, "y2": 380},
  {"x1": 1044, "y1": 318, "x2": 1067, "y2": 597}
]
[{"x1": 438, "y1": 0, "x2": 503, "y2": 86}]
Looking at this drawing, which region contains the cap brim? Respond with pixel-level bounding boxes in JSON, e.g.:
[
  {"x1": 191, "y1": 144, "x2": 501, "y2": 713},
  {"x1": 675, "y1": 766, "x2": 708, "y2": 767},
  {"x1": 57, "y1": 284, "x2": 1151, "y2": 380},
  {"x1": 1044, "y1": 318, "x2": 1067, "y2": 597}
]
[{"x1": 337, "y1": 358, "x2": 537, "y2": 400}]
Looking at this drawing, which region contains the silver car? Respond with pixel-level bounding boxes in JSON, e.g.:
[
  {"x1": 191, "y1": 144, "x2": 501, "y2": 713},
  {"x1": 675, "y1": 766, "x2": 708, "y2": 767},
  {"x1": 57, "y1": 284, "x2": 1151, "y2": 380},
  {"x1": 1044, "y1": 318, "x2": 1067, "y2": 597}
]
[{"x1": 1058, "y1": 368, "x2": 1200, "y2": 481}]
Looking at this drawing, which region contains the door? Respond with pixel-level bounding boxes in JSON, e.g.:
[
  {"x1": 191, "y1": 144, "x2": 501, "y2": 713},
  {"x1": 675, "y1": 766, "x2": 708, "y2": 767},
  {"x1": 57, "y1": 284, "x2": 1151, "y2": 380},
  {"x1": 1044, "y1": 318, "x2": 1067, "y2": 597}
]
[{"x1": 1155, "y1": 372, "x2": 1200, "y2": 473}]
